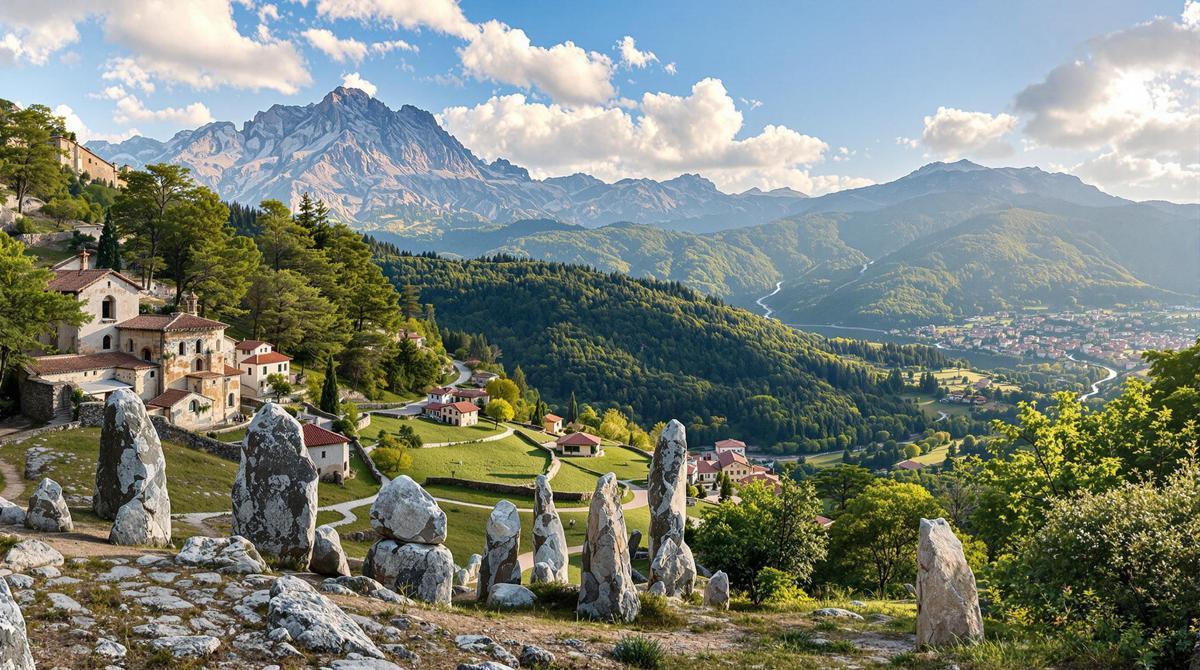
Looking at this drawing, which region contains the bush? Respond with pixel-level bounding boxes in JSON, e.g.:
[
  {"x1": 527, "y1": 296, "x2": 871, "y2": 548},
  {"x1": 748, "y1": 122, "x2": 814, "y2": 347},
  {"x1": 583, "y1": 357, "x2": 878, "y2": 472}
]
[
  {"x1": 612, "y1": 635, "x2": 665, "y2": 669},
  {"x1": 636, "y1": 592, "x2": 685, "y2": 628},
  {"x1": 372, "y1": 446, "x2": 412, "y2": 477},
  {"x1": 755, "y1": 567, "x2": 810, "y2": 606},
  {"x1": 527, "y1": 580, "x2": 578, "y2": 609},
  {"x1": 13, "y1": 216, "x2": 35, "y2": 234},
  {"x1": 995, "y1": 461, "x2": 1200, "y2": 668}
]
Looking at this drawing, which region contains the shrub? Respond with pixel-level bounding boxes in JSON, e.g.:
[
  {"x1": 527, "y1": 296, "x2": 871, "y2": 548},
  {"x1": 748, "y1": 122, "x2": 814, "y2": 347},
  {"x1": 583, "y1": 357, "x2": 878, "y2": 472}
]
[
  {"x1": 636, "y1": 592, "x2": 685, "y2": 628},
  {"x1": 527, "y1": 580, "x2": 578, "y2": 609},
  {"x1": 372, "y1": 446, "x2": 412, "y2": 477},
  {"x1": 612, "y1": 635, "x2": 665, "y2": 669},
  {"x1": 755, "y1": 567, "x2": 810, "y2": 607},
  {"x1": 995, "y1": 461, "x2": 1200, "y2": 668}
]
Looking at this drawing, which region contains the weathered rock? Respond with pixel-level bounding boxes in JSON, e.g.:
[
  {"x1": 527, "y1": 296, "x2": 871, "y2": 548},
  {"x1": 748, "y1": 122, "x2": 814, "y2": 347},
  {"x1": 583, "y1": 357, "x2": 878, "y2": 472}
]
[
  {"x1": 813, "y1": 607, "x2": 864, "y2": 620},
  {"x1": 231, "y1": 403, "x2": 319, "y2": 565},
  {"x1": 369, "y1": 475, "x2": 446, "y2": 543},
  {"x1": 310, "y1": 524, "x2": 351, "y2": 576},
  {"x1": 363, "y1": 540, "x2": 454, "y2": 605},
  {"x1": 647, "y1": 420, "x2": 695, "y2": 596},
  {"x1": 477, "y1": 500, "x2": 521, "y2": 600},
  {"x1": 520, "y1": 644, "x2": 556, "y2": 667},
  {"x1": 917, "y1": 517, "x2": 984, "y2": 648},
  {"x1": 530, "y1": 562, "x2": 554, "y2": 584},
  {"x1": 175, "y1": 535, "x2": 268, "y2": 574},
  {"x1": 1, "y1": 539, "x2": 64, "y2": 572},
  {"x1": 531, "y1": 475, "x2": 568, "y2": 583},
  {"x1": 268, "y1": 575, "x2": 383, "y2": 657},
  {"x1": 649, "y1": 537, "x2": 696, "y2": 598},
  {"x1": 0, "y1": 578, "x2": 34, "y2": 669},
  {"x1": 703, "y1": 570, "x2": 730, "y2": 609},
  {"x1": 577, "y1": 473, "x2": 639, "y2": 623},
  {"x1": 22, "y1": 447, "x2": 52, "y2": 481},
  {"x1": 0, "y1": 497, "x2": 25, "y2": 526},
  {"x1": 463, "y1": 554, "x2": 481, "y2": 582},
  {"x1": 148, "y1": 635, "x2": 221, "y2": 658},
  {"x1": 25, "y1": 477, "x2": 72, "y2": 532},
  {"x1": 96, "y1": 388, "x2": 172, "y2": 547},
  {"x1": 487, "y1": 583, "x2": 537, "y2": 609},
  {"x1": 457, "y1": 663, "x2": 515, "y2": 670},
  {"x1": 627, "y1": 529, "x2": 642, "y2": 561}
]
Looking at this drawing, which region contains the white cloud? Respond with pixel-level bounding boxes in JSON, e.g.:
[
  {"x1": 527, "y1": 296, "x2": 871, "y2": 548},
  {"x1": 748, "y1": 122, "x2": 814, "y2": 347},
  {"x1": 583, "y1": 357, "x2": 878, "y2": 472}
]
[
  {"x1": 0, "y1": 2, "x2": 88, "y2": 65},
  {"x1": 663, "y1": 62, "x2": 677, "y2": 76},
  {"x1": 113, "y1": 94, "x2": 214, "y2": 126},
  {"x1": 616, "y1": 35, "x2": 657, "y2": 69},
  {"x1": 303, "y1": 28, "x2": 368, "y2": 62},
  {"x1": 314, "y1": 0, "x2": 476, "y2": 39},
  {"x1": 740, "y1": 97, "x2": 763, "y2": 110},
  {"x1": 920, "y1": 106, "x2": 1017, "y2": 158},
  {"x1": 439, "y1": 77, "x2": 866, "y2": 195},
  {"x1": 1074, "y1": 150, "x2": 1200, "y2": 202},
  {"x1": 458, "y1": 20, "x2": 615, "y2": 106},
  {"x1": 101, "y1": 57, "x2": 155, "y2": 92},
  {"x1": 54, "y1": 103, "x2": 141, "y2": 143},
  {"x1": 340, "y1": 72, "x2": 377, "y2": 96},
  {"x1": 372, "y1": 39, "x2": 417, "y2": 54}
]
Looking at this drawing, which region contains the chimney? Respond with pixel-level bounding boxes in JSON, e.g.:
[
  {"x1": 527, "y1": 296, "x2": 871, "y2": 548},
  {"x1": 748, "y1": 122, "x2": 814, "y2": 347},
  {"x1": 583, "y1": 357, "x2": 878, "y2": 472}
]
[
  {"x1": 79, "y1": 248, "x2": 89, "y2": 270},
  {"x1": 185, "y1": 291, "x2": 199, "y2": 316}
]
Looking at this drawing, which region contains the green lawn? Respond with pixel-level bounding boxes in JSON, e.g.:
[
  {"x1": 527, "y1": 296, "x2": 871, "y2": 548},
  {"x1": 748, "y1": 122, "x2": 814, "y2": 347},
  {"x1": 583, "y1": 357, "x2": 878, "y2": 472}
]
[
  {"x1": 909, "y1": 441, "x2": 952, "y2": 466},
  {"x1": 215, "y1": 427, "x2": 248, "y2": 444},
  {"x1": 547, "y1": 461, "x2": 603, "y2": 494},
  {"x1": 23, "y1": 242, "x2": 76, "y2": 266},
  {"x1": 366, "y1": 414, "x2": 503, "y2": 445},
  {"x1": 316, "y1": 452, "x2": 380, "y2": 506},
  {"x1": 555, "y1": 446, "x2": 650, "y2": 483},
  {"x1": 803, "y1": 450, "x2": 849, "y2": 469},
  {"x1": 402, "y1": 434, "x2": 549, "y2": 486},
  {"x1": 305, "y1": 368, "x2": 420, "y2": 405}
]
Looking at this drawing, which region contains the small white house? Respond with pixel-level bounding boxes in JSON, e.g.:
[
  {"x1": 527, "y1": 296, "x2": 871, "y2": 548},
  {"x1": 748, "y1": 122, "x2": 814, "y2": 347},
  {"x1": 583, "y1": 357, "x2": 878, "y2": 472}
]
[
  {"x1": 236, "y1": 340, "x2": 292, "y2": 400},
  {"x1": 427, "y1": 386, "x2": 455, "y2": 404},
  {"x1": 302, "y1": 423, "x2": 351, "y2": 481}
]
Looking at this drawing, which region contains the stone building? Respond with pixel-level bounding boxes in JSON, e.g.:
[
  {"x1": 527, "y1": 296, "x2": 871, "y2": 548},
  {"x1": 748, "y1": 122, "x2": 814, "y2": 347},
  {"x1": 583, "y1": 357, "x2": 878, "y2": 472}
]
[
  {"x1": 51, "y1": 135, "x2": 125, "y2": 187},
  {"x1": 40, "y1": 250, "x2": 142, "y2": 355}
]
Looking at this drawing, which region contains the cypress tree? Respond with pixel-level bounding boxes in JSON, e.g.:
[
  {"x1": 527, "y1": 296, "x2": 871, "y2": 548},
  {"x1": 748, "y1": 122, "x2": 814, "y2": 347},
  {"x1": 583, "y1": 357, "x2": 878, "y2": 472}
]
[
  {"x1": 568, "y1": 391, "x2": 578, "y2": 424},
  {"x1": 96, "y1": 210, "x2": 121, "y2": 271},
  {"x1": 320, "y1": 356, "x2": 340, "y2": 414}
]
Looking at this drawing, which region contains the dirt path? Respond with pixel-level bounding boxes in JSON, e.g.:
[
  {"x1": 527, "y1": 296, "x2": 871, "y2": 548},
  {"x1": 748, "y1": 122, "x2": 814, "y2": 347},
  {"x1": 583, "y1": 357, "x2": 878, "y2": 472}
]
[{"x1": 0, "y1": 459, "x2": 23, "y2": 501}]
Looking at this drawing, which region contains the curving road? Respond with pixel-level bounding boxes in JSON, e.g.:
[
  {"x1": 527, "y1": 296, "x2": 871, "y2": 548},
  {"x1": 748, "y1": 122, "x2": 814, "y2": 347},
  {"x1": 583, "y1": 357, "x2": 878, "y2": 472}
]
[{"x1": 372, "y1": 359, "x2": 472, "y2": 417}]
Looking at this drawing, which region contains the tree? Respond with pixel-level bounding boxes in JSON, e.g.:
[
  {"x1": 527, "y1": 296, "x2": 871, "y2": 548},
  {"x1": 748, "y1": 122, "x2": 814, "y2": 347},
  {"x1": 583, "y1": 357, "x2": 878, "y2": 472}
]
[
  {"x1": 811, "y1": 464, "x2": 874, "y2": 515},
  {"x1": 0, "y1": 105, "x2": 66, "y2": 212},
  {"x1": 112, "y1": 163, "x2": 195, "y2": 290},
  {"x1": 691, "y1": 480, "x2": 828, "y2": 603},
  {"x1": 319, "y1": 356, "x2": 340, "y2": 414},
  {"x1": 401, "y1": 284, "x2": 420, "y2": 319},
  {"x1": 266, "y1": 373, "x2": 292, "y2": 401},
  {"x1": 373, "y1": 446, "x2": 413, "y2": 476},
  {"x1": 567, "y1": 391, "x2": 579, "y2": 424},
  {"x1": 190, "y1": 233, "x2": 260, "y2": 319},
  {"x1": 485, "y1": 378, "x2": 520, "y2": 407},
  {"x1": 718, "y1": 472, "x2": 734, "y2": 501},
  {"x1": 511, "y1": 365, "x2": 528, "y2": 395},
  {"x1": 95, "y1": 210, "x2": 122, "y2": 271},
  {"x1": 485, "y1": 399, "x2": 514, "y2": 425},
  {"x1": 828, "y1": 480, "x2": 946, "y2": 595}
]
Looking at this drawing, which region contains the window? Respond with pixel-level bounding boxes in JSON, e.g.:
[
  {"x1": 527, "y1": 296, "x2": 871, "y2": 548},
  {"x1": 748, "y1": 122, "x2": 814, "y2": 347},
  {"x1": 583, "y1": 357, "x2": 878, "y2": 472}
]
[
  {"x1": 321, "y1": 450, "x2": 327, "y2": 459},
  {"x1": 101, "y1": 295, "x2": 115, "y2": 320},
  {"x1": 245, "y1": 367, "x2": 250, "y2": 374},
  {"x1": 195, "y1": 338, "x2": 203, "y2": 352},
  {"x1": 194, "y1": 358, "x2": 204, "y2": 372},
  {"x1": 189, "y1": 400, "x2": 198, "y2": 412},
  {"x1": 142, "y1": 348, "x2": 152, "y2": 361},
  {"x1": 149, "y1": 371, "x2": 155, "y2": 378},
  {"x1": 101, "y1": 335, "x2": 111, "y2": 350},
  {"x1": 261, "y1": 366, "x2": 267, "y2": 376},
  {"x1": 127, "y1": 339, "x2": 133, "y2": 352},
  {"x1": 178, "y1": 342, "x2": 186, "y2": 356},
  {"x1": 228, "y1": 393, "x2": 235, "y2": 407}
]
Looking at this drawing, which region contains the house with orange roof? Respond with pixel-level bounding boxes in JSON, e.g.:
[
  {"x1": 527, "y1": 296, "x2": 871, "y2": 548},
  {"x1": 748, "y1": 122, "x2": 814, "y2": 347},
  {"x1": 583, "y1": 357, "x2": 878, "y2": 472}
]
[
  {"x1": 423, "y1": 400, "x2": 480, "y2": 427},
  {"x1": 554, "y1": 431, "x2": 603, "y2": 457},
  {"x1": 235, "y1": 340, "x2": 293, "y2": 401},
  {"x1": 301, "y1": 423, "x2": 351, "y2": 481},
  {"x1": 542, "y1": 413, "x2": 563, "y2": 435}
]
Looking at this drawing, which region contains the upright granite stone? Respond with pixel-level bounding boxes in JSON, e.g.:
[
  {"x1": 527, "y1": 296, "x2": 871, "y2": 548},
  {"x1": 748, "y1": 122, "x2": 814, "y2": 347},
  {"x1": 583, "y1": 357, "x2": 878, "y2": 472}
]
[
  {"x1": 647, "y1": 419, "x2": 695, "y2": 596},
  {"x1": 531, "y1": 475, "x2": 568, "y2": 583},
  {"x1": 230, "y1": 403, "x2": 319, "y2": 565},
  {"x1": 477, "y1": 500, "x2": 521, "y2": 600},
  {"x1": 97, "y1": 389, "x2": 172, "y2": 546},
  {"x1": 25, "y1": 477, "x2": 72, "y2": 532},
  {"x1": 916, "y1": 518, "x2": 984, "y2": 648},
  {"x1": 310, "y1": 525, "x2": 351, "y2": 576},
  {"x1": 703, "y1": 570, "x2": 730, "y2": 609},
  {"x1": 369, "y1": 475, "x2": 447, "y2": 544},
  {"x1": 577, "y1": 473, "x2": 639, "y2": 623},
  {"x1": 627, "y1": 529, "x2": 642, "y2": 560},
  {"x1": 0, "y1": 578, "x2": 35, "y2": 670},
  {"x1": 363, "y1": 540, "x2": 454, "y2": 605}
]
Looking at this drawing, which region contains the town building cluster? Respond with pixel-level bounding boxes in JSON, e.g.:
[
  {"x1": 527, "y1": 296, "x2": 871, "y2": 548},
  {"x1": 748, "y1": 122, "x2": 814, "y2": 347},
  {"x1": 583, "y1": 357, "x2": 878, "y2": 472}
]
[{"x1": 685, "y1": 438, "x2": 780, "y2": 495}]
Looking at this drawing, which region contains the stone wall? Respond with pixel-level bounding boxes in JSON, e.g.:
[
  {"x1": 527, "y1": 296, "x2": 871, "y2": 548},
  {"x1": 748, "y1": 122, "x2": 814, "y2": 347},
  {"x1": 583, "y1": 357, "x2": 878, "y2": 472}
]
[
  {"x1": 78, "y1": 401, "x2": 104, "y2": 426},
  {"x1": 422, "y1": 476, "x2": 592, "y2": 502},
  {"x1": 513, "y1": 428, "x2": 561, "y2": 479},
  {"x1": 17, "y1": 374, "x2": 72, "y2": 423},
  {"x1": 149, "y1": 416, "x2": 242, "y2": 462},
  {"x1": 12, "y1": 231, "x2": 74, "y2": 247},
  {"x1": 351, "y1": 438, "x2": 384, "y2": 484},
  {"x1": 0, "y1": 420, "x2": 82, "y2": 446}
]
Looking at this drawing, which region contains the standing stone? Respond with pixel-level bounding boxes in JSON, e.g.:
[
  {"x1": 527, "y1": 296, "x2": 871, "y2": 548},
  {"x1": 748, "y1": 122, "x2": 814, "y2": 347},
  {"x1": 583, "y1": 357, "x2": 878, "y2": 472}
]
[
  {"x1": 703, "y1": 570, "x2": 730, "y2": 609},
  {"x1": 531, "y1": 475, "x2": 568, "y2": 583},
  {"x1": 647, "y1": 420, "x2": 695, "y2": 596},
  {"x1": 98, "y1": 389, "x2": 172, "y2": 546},
  {"x1": 363, "y1": 540, "x2": 454, "y2": 605},
  {"x1": 0, "y1": 578, "x2": 34, "y2": 670},
  {"x1": 916, "y1": 518, "x2": 984, "y2": 648},
  {"x1": 25, "y1": 478, "x2": 73, "y2": 532},
  {"x1": 477, "y1": 501, "x2": 521, "y2": 601},
  {"x1": 627, "y1": 529, "x2": 642, "y2": 560},
  {"x1": 310, "y1": 525, "x2": 351, "y2": 576},
  {"x1": 455, "y1": 553, "x2": 481, "y2": 586},
  {"x1": 369, "y1": 475, "x2": 447, "y2": 544},
  {"x1": 231, "y1": 404, "x2": 319, "y2": 566},
  {"x1": 577, "y1": 473, "x2": 639, "y2": 623}
]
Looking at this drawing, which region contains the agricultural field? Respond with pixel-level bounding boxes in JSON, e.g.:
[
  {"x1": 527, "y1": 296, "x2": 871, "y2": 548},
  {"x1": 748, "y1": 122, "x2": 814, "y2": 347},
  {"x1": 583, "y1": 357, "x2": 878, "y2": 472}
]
[
  {"x1": 932, "y1": 367, "x2": 1020, "y2": 393},
  {"x1": 404, "y1": 435, "x2": 550, "y2": 486}
]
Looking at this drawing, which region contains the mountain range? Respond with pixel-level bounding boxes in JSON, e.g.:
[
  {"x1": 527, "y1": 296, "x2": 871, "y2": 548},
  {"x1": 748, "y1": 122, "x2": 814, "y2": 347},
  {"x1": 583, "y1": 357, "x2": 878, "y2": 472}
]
[{"x1": 89, "y1": 87, "x2": 1200, "y2": 327}]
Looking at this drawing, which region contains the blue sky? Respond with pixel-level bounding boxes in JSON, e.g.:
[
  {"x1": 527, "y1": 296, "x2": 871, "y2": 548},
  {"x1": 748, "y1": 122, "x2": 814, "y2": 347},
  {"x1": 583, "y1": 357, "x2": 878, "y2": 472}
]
[{"x1": 1, "y1": 0, "x2": 1197, "y2": 201}]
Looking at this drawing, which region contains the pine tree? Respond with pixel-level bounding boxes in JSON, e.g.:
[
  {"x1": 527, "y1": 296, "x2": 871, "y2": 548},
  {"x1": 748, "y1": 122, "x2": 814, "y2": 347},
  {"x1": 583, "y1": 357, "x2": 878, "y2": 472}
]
[
  {"x1": 95, "y1": 210, "x2": 122, "y2": 271},
  {"x1": 511, "y1": 365, "x2": 528, "y2": 395},
  {"x1": 568, "y1": 391, "x2": 579, "y2": 424},
  {"x1": 402, "y1": 284, "x2": 420, "y2": 319},
  {"x1": 319, "y1": 356, "x2": 341, "y2": 414}
]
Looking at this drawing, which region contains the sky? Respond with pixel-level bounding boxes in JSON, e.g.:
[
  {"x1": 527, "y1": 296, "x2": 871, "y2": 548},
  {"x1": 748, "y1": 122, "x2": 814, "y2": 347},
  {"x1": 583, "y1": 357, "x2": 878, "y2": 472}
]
[{"x1": 1, "y1": 0, "x2": 1198, "y2": 202}]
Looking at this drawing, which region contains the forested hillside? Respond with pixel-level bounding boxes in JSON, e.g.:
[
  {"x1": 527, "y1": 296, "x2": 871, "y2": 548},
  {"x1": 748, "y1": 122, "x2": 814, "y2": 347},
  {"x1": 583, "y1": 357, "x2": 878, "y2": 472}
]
[{"x1": 373, "y1": 249, "x2": 946, "y2": 452}]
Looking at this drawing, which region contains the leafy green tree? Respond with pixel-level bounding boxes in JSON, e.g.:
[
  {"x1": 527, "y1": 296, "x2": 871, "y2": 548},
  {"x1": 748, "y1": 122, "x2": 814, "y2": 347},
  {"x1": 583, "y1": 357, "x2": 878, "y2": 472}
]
[
  {"x1": 266, "y1": 373, "x2": 292, "y2": 401},
  {"x1": 319, "y1": 356, "x2": 340, "y2": 414},
  {"x1": 373, "y1": 446, "x2": 413, "y2": 476},
  {"x1": 485, "y1": 378, "x2": 520, "y2": 407},
  {"x1": 811, "y1": 464, "x2": 874, "y2": 515},
  {"x1": 1141, "y1": 338, "x2": 1200, "y2": 437},
  {"x1": 112, "y1": 163, "x2": 195, "y2": 290},
  {"x1": 718, "y1": 472, "x2": 734, "y2": 501},
  {"x1": 485, "y1": 399, "x2": 514, "y2": 425},
  {"x1": 510, "y1": 365, "x2": 528, "y2": 395},
  {"x1": 691, "y1": 480, "x2": 828, "y2": 603},
  {"x1": 191, "y1": 233, "x2": 260, "y2": 319},
  {"x1": 293, "y1": 192, "x2": 332, "y2": 248},
  {"x1": 0, "y1": 236, "x2": 89, "y2": 392},
  {"x1": 257, "y1": 199, "x2": 314, "y2": 272},
  {"x1": 402, "y1": 284, "x2": 420, "y2": 319},
  {"x1": 0, "y1": 104, "x2": 66, "y2": 212},
  {"x1": 95, "y1": 210, "x2": 122, "y2": 271},
  {"x1": 567, "y1": 391, "x2": 578, "y2": 424}
]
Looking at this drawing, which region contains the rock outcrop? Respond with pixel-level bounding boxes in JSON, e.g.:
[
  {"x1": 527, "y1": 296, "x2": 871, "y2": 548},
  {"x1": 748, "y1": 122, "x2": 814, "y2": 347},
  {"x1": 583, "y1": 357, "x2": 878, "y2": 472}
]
[
  {"x1": 0, "y1": 497, "x2": 26, "y2": 526},
  {"x1": 363, "y1": 540, "x2": 454, "y2": 606},
  {"x1": 175, "y1": 535, "x2": 268, "y2": 574},
  {"x1": 25, "y1": 477, "x2": 72, "y2": 532},
  {"x1": 369, "y1": 475, "x2": 447, "y2": 543},
  {"x1": 231, "y1": 403, "x2": 319, "y2": 565},
  {"x1": 96, "y1": 388, "x2": 172, "y2": 546},
  {"x1": 577, "y1": 473, "x2": 640, "y2": 623},
  {"x1": 0, "y1": 578, "x2": 34, "y2": 670},
  {"x1": 647, "y1": 419, "x2": 695, "y2": 596},
  {"x1": 916, "y1": 518, "x2": 984, "y2": 648},
  {"x1": 704, "y1": 570, "x2": 730, "y2": 609},
  {"x1": 531, "y1": 475, "x2": 568, "y2": 583},
  {"x1": 268, "y1": 575, "x2": 383, "y2": 657},
  {"x1": 310, "y1": 525, "x2": 351, "y2": 576},
  {"x1": 1, "y1": 539, "x2": 64, "y2": 572},
  {"x1": 487, "y1": 583, "x2": 537, "y2": 609},
  {"x1": 477, "y1": 500, "x2": 521, "y2": 600}
]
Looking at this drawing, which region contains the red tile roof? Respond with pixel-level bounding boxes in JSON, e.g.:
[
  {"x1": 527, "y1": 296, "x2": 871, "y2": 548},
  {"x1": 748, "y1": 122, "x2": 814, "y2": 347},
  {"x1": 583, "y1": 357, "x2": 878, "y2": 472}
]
[
  {"x1": 423, "y1": 401, "x2": 478, "y2": 414},
  {"x1": 302, "y1": 423, "x2": 349, "y2": 447},
  {"x1": 428, "y1": 387, "x2": 454, "y2": 395},
  {"x1": 241, "y1": 352, "x2": 291, "y2": 364},
  {"x1": 223, "y1": 365, "x2": 241, "y2": 376},
  {"x1": 896, "y1": 459, "x2": 925, "y2": 471},
  {"x1": 147, "y1": 388, "x2": 193, "y2": 408},
  {"x1": 557, "y1": 432, "x2": 602, "y2": 447},
  {"x1": 235, "y1": 339, "x2": 267, "y2": 351},
  {"x1": 717, "y1": 451, "x2": 751, "y2": 469},
  {"x1": 30, "y1": 352, "x2": 156, "y2": 376},
  {"x1": 186, "y1": 371, "x2": 222, "y2": 380},
  {"x1": 543, "y1": 413, "x2": 563, "y2": 422},
  {"x1": 814, "y1": 515, "x2": 834, "y2": 527},
  {"x1": 693, "y1": 458, "x2": 719, "y2": 475},
  {"x1": 715, "y1": 438, "x2": 747, "y2": 450},
  {"x1": 118, "y1": 313, "x2": 228, "y2": 331},
  {"x1": 452, "y1": 388, "x2": 488, "y2": 398},
  {"x1": 47, "y1": 268, "x2": 141, "y2": 293}
]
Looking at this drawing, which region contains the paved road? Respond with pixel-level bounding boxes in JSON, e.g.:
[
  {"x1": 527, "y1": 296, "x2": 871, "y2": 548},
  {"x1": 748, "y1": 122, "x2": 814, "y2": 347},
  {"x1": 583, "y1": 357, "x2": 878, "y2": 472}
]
[{"x1": 372, "y1": 359, "x2": 473, "y2": 418}]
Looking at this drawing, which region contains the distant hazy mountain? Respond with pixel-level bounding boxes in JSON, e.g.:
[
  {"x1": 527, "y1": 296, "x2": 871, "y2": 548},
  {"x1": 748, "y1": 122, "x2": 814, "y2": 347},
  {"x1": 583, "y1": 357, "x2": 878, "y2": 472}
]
[{"x1": 88, "y1": 87, "x2": 808, "y2": 231}]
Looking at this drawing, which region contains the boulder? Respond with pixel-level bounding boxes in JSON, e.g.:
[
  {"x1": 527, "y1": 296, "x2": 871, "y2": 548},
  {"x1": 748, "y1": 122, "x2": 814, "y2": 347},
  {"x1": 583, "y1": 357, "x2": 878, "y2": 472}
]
[
  {"x1": 268, "y1": 575, "x2": 383, "y2": 657},
  {"x1": 648, "y1": 537, "x2": 696, "y2": 598},
  {"x1": 813, "y1": 607, "x2": 864, "y2": 620},
  {"x1": 363, "y1": 540, "x2": 454, "y2": 606},
  {"x1": 175, "y1": 535, "x2": 268, "y2": 574},
  {"x1": 531, "y1": 475, "x2": 568, "y2": 583},
  {"x1": 703, "y1": 570, "x2": 730, "y2": 609},
  {"x1": 1, "y1": 539, "x2": 64, "y2": 572},
  {"x1": 310, "y1": 524, "x2": 351, "y2": 576},
  {"x1": 917, "y1": 517, "x2": 984, "y2": 648},
  {"x1": 148, "y1": 635, "x2": 222, "y2": 658},
  {"x1": 0, "y1": 498, "x2": 25, "y2": 526},
  {"x1": 231, "y1": 403, "x2": 319, "y2": 565},
  {"x1": 95, "y1": 389, "x2": 171, "y2": 546},
  {"x1": 646, "y1": 420, "x2": 695, "y2": 597},
  {"x1": 519, "y1": 644, "x2": 555, "y2": 667},
  {"x1": 0, "y1": 578, "x2": 34, "y2": 670},
  {"x1": 22, "y1": 447, "x2": 52, "y2": 481},
  {"x1": 487, "y1": 583, "x2": 537, "y2": 609},
  {"x1": 25, "y1": 477, "x2": 72, "y2": 532},
  {"x1": 369, "y1": 475, "x2": 446, "y2": 544},
  {"x1": 577, "y1": 473, "x2": 640, "y2": 623},
  {"x1": 530, "y1": 562, "x2": 555, "y2": 584},
  {"x1": 477, "y1": 500, "x2": 521, "y2": 601}
]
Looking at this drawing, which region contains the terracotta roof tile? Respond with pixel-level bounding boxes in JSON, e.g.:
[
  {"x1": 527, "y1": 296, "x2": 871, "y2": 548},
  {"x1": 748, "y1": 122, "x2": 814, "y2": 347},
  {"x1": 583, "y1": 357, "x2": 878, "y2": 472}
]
[
  {"x1": 556, "y1": 432, "x2": 602, "y2": 447},
  {"x1": 47, "y1": 268, "x2": 140, "y2": 293},
  {"x1": 302, "y1": 423, "x2": 349, "y2": 447},
  {"x1": 30, "y1": 352, "x2": 156, "y2": 375},
  {"x1": 117, "y1": 313, "x2": 227, "y2": 331},
  {"x1": 240, "y1": 352, "x2": 291, "y2": 364},
  {"x1": 235, "y1": 340, "x2": 267, "y2": 351},
  {"x1": 147, "y1": 388, "x2": 193, "y2": 408}
]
